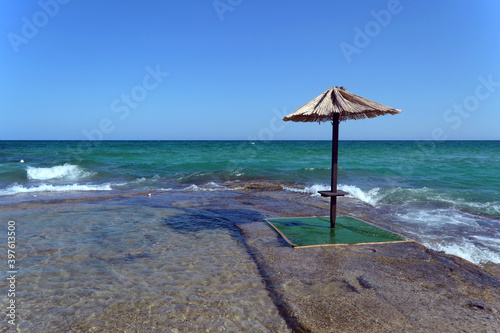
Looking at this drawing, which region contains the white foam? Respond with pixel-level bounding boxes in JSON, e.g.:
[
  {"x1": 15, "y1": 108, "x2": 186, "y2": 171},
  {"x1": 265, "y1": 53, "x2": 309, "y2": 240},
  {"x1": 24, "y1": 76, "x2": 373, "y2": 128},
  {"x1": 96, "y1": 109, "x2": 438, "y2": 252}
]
[
  {"x1": 133, "y1": 177, "x2": 147, "y2": 183},
  {"x1": 282, "y1": 184, "x2": 330, "y2": 196},
  {"x1": 338, "y1": 184, "x2": 380, "y2": 206},
  {"x1": 457, "y1": 200, "x2": 500, "y2": 215},
  {"x1": 425, "y1": 240, "x2": 500, "y2": 265},
  {"x1": 0, "y1": 183, "x2": 112, "y2": 195},
  {"x1": 182, "y1": 182, "x2": 232, "y2": 192},
  {"x1": 395, "y1": 208, "x2": 479, "y2": 228},
  {"x1": 182, "y1": 184, "x2": 202, "y2": 192},
  {"x1": 472, "y1": 235, "x2": 500, "y2": 246},
  {"x1": 393, "y1": 207, "x2": 500, "y2": 264},
  {"x1": 113, "y1": 175, "x2": 164, "y2": 189},
  {"x1": 27, "y1": 164, "x2": 94, "y2": 181},
  {"x1": 370, "y1": 187, "x2": 500, "y2": 215},
  {"x1": 283, "y1": 183, "x2": 381, "y2": 205}
]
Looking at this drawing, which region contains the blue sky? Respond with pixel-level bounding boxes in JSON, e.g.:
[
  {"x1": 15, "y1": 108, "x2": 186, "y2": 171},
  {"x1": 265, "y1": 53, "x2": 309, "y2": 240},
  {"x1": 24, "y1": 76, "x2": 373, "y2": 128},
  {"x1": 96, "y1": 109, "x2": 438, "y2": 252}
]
[{"x1": 1, "y1": 0, "x2": 499, "y2": 140}]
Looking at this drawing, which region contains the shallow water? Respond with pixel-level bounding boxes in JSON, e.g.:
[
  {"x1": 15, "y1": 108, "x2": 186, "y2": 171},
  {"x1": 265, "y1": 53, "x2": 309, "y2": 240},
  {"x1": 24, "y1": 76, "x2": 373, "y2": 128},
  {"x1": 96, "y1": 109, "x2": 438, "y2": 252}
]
[{"x1": 1, "y1": 192, "x2": 291, "y2": 332}]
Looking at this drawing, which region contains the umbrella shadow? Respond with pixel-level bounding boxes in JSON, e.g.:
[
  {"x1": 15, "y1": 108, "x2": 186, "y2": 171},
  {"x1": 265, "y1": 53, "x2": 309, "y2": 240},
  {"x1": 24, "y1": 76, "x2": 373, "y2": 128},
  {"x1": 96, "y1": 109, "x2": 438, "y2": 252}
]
[
  {"x1": 163, "y1": 208, "x2": 261, "y2": 233},
  {"x1": 162, "y1": 208, "x2": 289, "y2": 248},
  {"x1": 162, "y1": 208, "x2": 297, "y2": 330}
]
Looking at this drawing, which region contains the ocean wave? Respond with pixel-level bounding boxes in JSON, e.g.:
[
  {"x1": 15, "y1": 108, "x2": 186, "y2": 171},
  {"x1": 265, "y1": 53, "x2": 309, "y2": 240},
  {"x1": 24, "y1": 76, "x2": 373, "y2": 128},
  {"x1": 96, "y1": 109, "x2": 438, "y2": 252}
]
[
  {"x1": 113, "y1": 175, "x2": 162, "y2": 189},
  {"x1": 451, "y1": 199, "x2": 500, "y2": 216},
  {"x1": 424, "y1": 240, "x2": 500, "y2": 265},
  {"x1": 472, "y1": 235, "x2": 500, "y2": 246},
  {"x1": 282, "y1": 184, "x2": 330, "y2": 196},
  {"x1": 27, "y1": 164, "x2": 94, "y2": 181},
  {"x1": 0, "y1": 183, "x2": 112, "y2": 195},
  {"x1": 181, "y1": 182, "x2": 232, "y2": 192},
  {"x1": 281, "y1": 183, "x2": 500, "y2": 216},
  {"x1": 283, "y1": 183, "x2": 380, "y2": 206},
  {"x1": 371, "y1": 187, "x2": 500, "y2": 215},
  {"x1": 337, "y1": 184, "x2": 380, "y2": 206},
  {"x1": 389, "y1": 204, "x2": 500, "y2": 264},
  {"x1": 177, "y1": 170, "x2": 245, "y2": 183}
]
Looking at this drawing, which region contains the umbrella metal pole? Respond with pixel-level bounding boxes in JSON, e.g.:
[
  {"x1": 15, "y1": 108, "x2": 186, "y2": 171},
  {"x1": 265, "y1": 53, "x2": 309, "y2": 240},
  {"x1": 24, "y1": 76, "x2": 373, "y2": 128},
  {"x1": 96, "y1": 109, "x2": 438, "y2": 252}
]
[{"x1": 330, "y1": 114, "x2": 340, "y2": 228}]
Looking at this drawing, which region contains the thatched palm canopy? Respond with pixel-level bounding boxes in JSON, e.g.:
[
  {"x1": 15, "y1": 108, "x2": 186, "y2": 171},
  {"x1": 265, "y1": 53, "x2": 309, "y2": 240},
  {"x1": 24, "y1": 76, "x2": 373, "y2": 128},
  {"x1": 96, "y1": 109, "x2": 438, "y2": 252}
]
[
  {"x1": 282, "y1": 86, "x2": 402, "y2": 228},
  {"x1": 283, "y1": 86, "x2": 401, "y2": 123}
]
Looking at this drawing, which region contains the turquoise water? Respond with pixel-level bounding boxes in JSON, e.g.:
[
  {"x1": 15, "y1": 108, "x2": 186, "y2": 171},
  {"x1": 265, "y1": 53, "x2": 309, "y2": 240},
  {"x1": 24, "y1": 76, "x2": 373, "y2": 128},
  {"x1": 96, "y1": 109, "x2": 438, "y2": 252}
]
[
  {"x1": 1, "y1": 140, "x2": 499, "y2": 259},
  {"x1": 1, "y1": 140, "x2": 498, "y2": 213},
  {"x1": 0, "y1": 141, "x2": 334, "y2": 187},
  {"x1": 0, "y1": 140, "x2": 499, "y2": 330},
  {"x1": 2, "y1": 140, "x2": 498, "y2": 191}
]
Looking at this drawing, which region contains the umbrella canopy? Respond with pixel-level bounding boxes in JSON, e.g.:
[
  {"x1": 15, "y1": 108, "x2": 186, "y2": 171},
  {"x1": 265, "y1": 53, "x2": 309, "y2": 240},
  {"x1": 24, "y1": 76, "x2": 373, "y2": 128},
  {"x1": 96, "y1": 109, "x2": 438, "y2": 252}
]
[
  {"x1": 283, "y1": 86, "x2": 401, "y2": 122},
  {"x1": 283, "y1": 86, "x2": 401, "y2": 227}
]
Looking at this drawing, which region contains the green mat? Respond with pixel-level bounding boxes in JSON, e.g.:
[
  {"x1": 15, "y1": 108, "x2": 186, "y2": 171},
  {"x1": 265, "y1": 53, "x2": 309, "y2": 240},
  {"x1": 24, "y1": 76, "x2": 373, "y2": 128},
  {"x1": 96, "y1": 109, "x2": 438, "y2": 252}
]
[{"x1": 265, "y1": 216, "x2": 408, "y2": 248}]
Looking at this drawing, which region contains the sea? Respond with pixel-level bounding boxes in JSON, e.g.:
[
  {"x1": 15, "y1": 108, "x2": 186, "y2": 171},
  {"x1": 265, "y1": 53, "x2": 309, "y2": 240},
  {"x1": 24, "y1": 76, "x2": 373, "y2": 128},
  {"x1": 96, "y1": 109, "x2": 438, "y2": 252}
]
[{"x1": 1, "y1": 140, "x2": 499, "y2": 331}]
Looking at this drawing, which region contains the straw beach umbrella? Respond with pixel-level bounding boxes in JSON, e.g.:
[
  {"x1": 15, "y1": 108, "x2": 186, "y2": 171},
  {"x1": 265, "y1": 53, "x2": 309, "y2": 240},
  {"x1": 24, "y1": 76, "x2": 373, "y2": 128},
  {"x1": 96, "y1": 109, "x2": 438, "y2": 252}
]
[{"x1": 283, "y1": 86, "x2": 401, "y2": 228}]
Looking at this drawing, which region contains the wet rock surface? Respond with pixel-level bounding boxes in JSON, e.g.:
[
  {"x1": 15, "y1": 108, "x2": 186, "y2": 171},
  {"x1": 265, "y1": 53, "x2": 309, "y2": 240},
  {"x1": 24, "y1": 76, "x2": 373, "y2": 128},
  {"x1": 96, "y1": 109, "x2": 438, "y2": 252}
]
[
  {"x1": 4, "y1": 179, "x2": 499, "y2": 331},
  {"x1": 237, "y1": 221, "x2": 500, "y2": 332},
  {"x1": 168, "y1": 183, "x2": 500, "y2": 332}
]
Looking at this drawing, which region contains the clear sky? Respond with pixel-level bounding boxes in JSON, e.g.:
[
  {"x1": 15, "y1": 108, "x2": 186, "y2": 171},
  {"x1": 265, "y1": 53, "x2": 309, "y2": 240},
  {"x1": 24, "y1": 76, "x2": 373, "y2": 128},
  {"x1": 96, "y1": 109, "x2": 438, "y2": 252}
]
[{"x1": 1, "y1": 0, "x2": 499, "y2": 140}]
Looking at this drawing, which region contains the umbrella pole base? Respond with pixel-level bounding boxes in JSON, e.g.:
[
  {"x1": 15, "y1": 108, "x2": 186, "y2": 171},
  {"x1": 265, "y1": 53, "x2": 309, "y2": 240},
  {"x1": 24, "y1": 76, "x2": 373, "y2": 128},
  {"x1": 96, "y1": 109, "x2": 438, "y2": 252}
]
[
  {"x1": 318, "y1": 191, "x2": 349, "y2": 229},
  {"x1": 330, "y1": 197, "x2": 337, "y2": 228}
]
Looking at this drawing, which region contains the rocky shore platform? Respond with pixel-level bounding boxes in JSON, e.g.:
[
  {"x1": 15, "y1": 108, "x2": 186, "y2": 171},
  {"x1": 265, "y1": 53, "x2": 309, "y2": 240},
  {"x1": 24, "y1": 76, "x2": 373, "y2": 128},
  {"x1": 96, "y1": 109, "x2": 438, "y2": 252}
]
[
  {"x1": 228, "y1": 183, "x2": 500, "y2": 332},
  {"x1": 237, "y1": 220, "x2": 500, "y2": 332}
]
